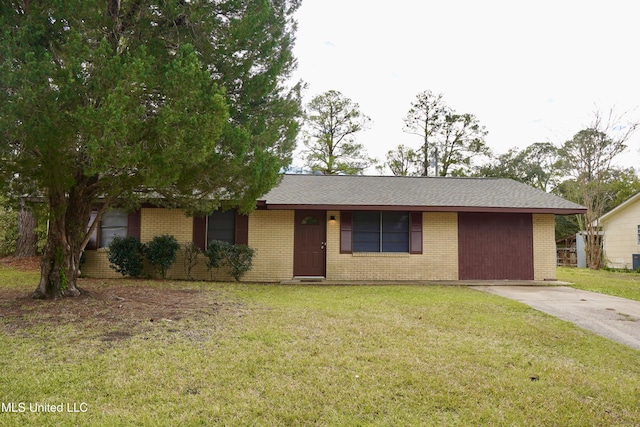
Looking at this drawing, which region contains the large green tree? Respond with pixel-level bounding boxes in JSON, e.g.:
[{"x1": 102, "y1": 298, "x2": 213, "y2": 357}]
[
  {"x1": 382, "y1": 144, "x2": 420, "y2": 176},
  {"x1": 402, "y1": 90, "x2": 489, "y2": 176},
  {"x1": 301, "y1": 90, "x2": 374, "y2": 175},
  {"x1": 477, "y1": 142, "x2": 563, "y2": 192},
  {"x1": 0, "y1": 0, "x2": 302, "y2": 298},
  {"x1": 559, "y1": 110, "x2": 639, "y2": 269}
]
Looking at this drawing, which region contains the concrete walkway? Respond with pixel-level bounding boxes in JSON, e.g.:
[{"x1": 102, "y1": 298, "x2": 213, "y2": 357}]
[{"x1": 472, "y1": 286, "x2": 640, "y2": 350}]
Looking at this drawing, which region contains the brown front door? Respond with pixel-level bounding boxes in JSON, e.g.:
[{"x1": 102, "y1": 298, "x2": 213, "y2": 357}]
[{"x1": 294, "y1": 210, "x2": 326, "y2": 277}]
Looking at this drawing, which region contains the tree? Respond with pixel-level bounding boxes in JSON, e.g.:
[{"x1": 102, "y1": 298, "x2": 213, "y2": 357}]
[
  {"x1": 382, "y1": 145, "x2": 420, "y2": 176},
  {"x1": 402, "y1": 90, "x2": 447, "y2": 176},
  {"x1": 301, "y1": 90, "x2": 374, "y2": 175},
  {"x1": 437, "y1": 112, "x2": 489, "y2": 176},
  {"x1": 602, "y1": 168, "x2": 640, "y2": 212},
  {"x1": 559, "y1": 110, "x2": 639, "y2": 269},
  {"x1": 0, "y1": 0, "x2": 302, "y2": 298},
  {"x1": 403, "y1": 90, "x2": 489, "y2": 176},
  {"x1": 554, "y1": 167, "x2": 640, "y2": 241},
  {"x1": 14, "y1": 199, "x2": 37, "y2": 257},
  {"x1": 477, "y1": 142, "x2": 563, "y2": 191}
]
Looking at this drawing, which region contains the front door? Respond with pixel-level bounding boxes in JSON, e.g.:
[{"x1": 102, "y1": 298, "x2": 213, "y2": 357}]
[{"x1": 294, "y1": 210, "x2": 326, "y2": 277}]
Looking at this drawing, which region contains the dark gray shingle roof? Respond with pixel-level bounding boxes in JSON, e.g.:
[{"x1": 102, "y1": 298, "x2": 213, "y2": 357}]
[{"x1": 259, "y1": 175, "x2": 585, "y2": 213}]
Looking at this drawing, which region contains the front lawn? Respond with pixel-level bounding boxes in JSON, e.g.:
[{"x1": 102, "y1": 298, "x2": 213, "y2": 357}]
[
  {"x1": 1, "y1": 266, "x2": 639, "y2": 426},
  {"x1": 557, "y1": 266, "x2": 640, "y2": 301}
]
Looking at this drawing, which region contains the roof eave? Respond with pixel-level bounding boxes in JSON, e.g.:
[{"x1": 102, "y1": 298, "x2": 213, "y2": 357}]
[
  {"x1": 259, "y1": 203, "x2": 586, "y2": 215},
  {"x1": 598, "y1": 191, "x2": 640, "y2": 223}
]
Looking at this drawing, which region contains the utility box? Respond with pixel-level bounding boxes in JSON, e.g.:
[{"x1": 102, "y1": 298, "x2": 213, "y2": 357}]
[
  {"x1": 633, "y1": 254, "x2": 640, "y2": 271},
  {"x1": 576, "y1": 233, "x2": 587, "y2": 268}
]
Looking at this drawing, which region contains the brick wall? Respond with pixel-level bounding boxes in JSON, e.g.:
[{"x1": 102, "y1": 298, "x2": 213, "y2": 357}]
[
  {"x1": 82, "y1": 208, "x2": 557, "y2": 282},
  {"x1": 83, "y1": 208, "x2": 297, "y2": 281},
  {"x1": 140, "y1": 208, "x2": 192, "y2": 243},
  {"x1": 326, "y1": 211, "x2": 459, "y2": 281},
  {"x1": 532, "y1": 214, "x2": 557, "y2": 280},
  {"x1": 242, "y1": 210, "x2": 294, "y2": 282}
]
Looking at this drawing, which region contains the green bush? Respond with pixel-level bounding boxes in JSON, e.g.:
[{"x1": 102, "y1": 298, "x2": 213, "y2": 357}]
[
  {"x1": 227, "y1": 244, "x2": 255, "y2": 281},
  {"x1": 144, "y1": 234, "x2": 180, "y2": 279},
  {"x1": 107, "y1": 236, "x2": 145, "y2": 277},
  {"x1": 204, "y1": 240, "x2": 232, "y2": 270},
  {"x1": 204, "y1": 240, "x2": 255, "y2": 281},
  {"x1": 182, "y1": 242, "x2": 202, "y2": 280}
]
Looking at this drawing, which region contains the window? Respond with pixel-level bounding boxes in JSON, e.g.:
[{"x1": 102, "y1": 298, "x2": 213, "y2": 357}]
[
  {"x1": 301, "y1": 215, "x2": 319, "y2": 225},
  {"x1": 86, "y1": 209, "x2": 140, "y2": 250},
  {"x1": 207, "y1": 210, "x2": 236, "y2": 244},
  {"x1": 637, "y1": 225, "x2": 640, "y2": 245},
  {"x1": 99, "y1": 209, "x2": 128, "y2": 248},
  {"x1": 193, "y1": 209, "x2": 248, "y2": 250},
  {"x1": 352, "y1": 211, "x2": 410, "y2": 253}
]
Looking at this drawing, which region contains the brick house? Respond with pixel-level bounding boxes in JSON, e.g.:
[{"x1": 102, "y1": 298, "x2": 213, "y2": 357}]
[{"x1": 82, "y1": 174, "x2": 585, "y2": 282}]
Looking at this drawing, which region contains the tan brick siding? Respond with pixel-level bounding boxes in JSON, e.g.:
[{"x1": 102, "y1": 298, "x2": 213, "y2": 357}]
[
  {"x1": 83, "y1": 208, "x2": 296, "y2": 281},
  {"x1": 242, "y1": 210, "x2": 294, "y2": 282},
  {"x1": 532, "y1": 214, "x2": 557, "y2": 280},
  {"x1": 140, "y1": 208, "x2": 192, "y2": 244},
  {"x1": 82, "y1": 208, "x2": 556, "y2": 282},
  {"x1": 81, "y1": 249, "x2": 123, "y2": 279},
  {"x1": 326, "y1": 211, "x2": 459, "y2": 281}
]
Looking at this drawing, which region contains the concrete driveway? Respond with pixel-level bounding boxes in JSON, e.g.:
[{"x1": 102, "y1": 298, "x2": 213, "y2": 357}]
[{"x1": 471, "y1": 286, "x2": 640, "y2": 350}]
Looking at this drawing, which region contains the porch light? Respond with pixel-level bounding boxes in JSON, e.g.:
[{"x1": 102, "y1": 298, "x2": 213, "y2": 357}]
[{"x1": 329, "y1": 215, "x2": 336, "y2": 224}]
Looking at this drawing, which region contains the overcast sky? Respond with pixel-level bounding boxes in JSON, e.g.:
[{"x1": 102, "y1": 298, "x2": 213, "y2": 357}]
[{"x1": 289, "y1": 0, "x2": 640, "y2": 173}]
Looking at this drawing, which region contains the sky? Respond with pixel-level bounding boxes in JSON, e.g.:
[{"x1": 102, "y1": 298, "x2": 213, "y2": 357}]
[{"x1": 288, "y1": 0, "x2": 640, "y2": 174}]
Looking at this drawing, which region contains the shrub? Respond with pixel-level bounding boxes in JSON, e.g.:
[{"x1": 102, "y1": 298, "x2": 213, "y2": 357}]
[
  {"x1": 107, "y1": 236, "x2": 144, "y2": 277},
  {"x1": 204, "y1": 240, "x2": 232, "y2": 270},
  {"x1": 182, "y1": 242, "x2": 202, "y2": 280},
  {"x1": 144, "y1": 234, "x2": 180, "y2": 279},
  {"x1": 227, "y1": 244, "x2": 255, "y2": 281},
  {"x1": 204, "y1": 240, "x2": 255, "y2": 281}
]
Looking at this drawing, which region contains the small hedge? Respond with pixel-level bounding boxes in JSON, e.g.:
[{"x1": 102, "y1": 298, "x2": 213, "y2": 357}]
[
  {"x1": 107, "y1": 236, "x2": 145, "y2": 277},
  {"x1": 108, "y1": 235, "x2": 255, "y2": 281},
  {"x1": 144, "y1": 234, "x2": 180, "y2": 279},
  {"x1": 205, "y1": 240, "x2": 255, "y2": 281}
]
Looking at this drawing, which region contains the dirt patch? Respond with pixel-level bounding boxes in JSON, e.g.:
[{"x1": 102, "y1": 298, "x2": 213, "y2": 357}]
[
  {"x1": 0, "y1": 256, "x2": 41, "y2": 271},
  {"x1": 0, "y1": 276, "x2": 237, "y2": 341}
]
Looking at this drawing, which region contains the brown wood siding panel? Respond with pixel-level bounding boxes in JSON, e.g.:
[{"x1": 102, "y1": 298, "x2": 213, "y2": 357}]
[
  {"x1": 127, "y1": 210, "x2": 141, "y2": 240},
  {"x1": 458, "y1": 213, "x2": 534, "y2": 280},
  {"x1": 193, "y1": 216, "x2": 207, "y2": 251},
  {"x1": 340, "y1": 211, "x2": 353, "y2": 254},
  {"x1": 235, "y1": 213, "x2": 249, "y2": 245},
  {"x1": 410, "y1": 212, "x2": 422, "y2": 254}
]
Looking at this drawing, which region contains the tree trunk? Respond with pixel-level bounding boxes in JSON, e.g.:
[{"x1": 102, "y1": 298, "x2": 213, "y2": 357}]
[
  {"x1": 14, "y1": 199, "x2": 38, "y2": 257},
  {"x1": 32, "y1": 187, "x2": 94, "y2": 299}
]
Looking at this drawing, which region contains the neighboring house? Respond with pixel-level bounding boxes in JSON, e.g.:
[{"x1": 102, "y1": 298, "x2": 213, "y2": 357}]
[
  {"x1": 82, "y1": 175, "x2": 585, "y2": 282},
  {"x1": 598, "y1": 192, "x2": 640, "y2": 270}
]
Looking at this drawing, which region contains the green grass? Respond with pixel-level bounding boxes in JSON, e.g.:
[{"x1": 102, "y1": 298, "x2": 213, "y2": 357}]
[
  {"x1": 1, "y1": 267, "x2": 640, "y2": 426},
  {"x1": 557, "y1": 266, "x2": 640, "y2": 301}
]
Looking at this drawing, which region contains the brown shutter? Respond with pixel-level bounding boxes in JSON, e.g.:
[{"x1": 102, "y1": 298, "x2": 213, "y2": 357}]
[
  {"x1": 193, "y1": 216, "x2": 207, "y2": 250},
  {"x1": 127, "y1": 210, "x2": 141, "y2": 240},
  {"x1": 340, "y1": 211, "x2": 353, "y2": 254},
  {"x1": 86, "y1": 209, "x2": 98, "y2": 250},
  {"x1": 410, "y1": 212, "x2": 423, "y2": 254},
  {"x1": 235, "y1": 212, "x2": 249, "y2": 245}
]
